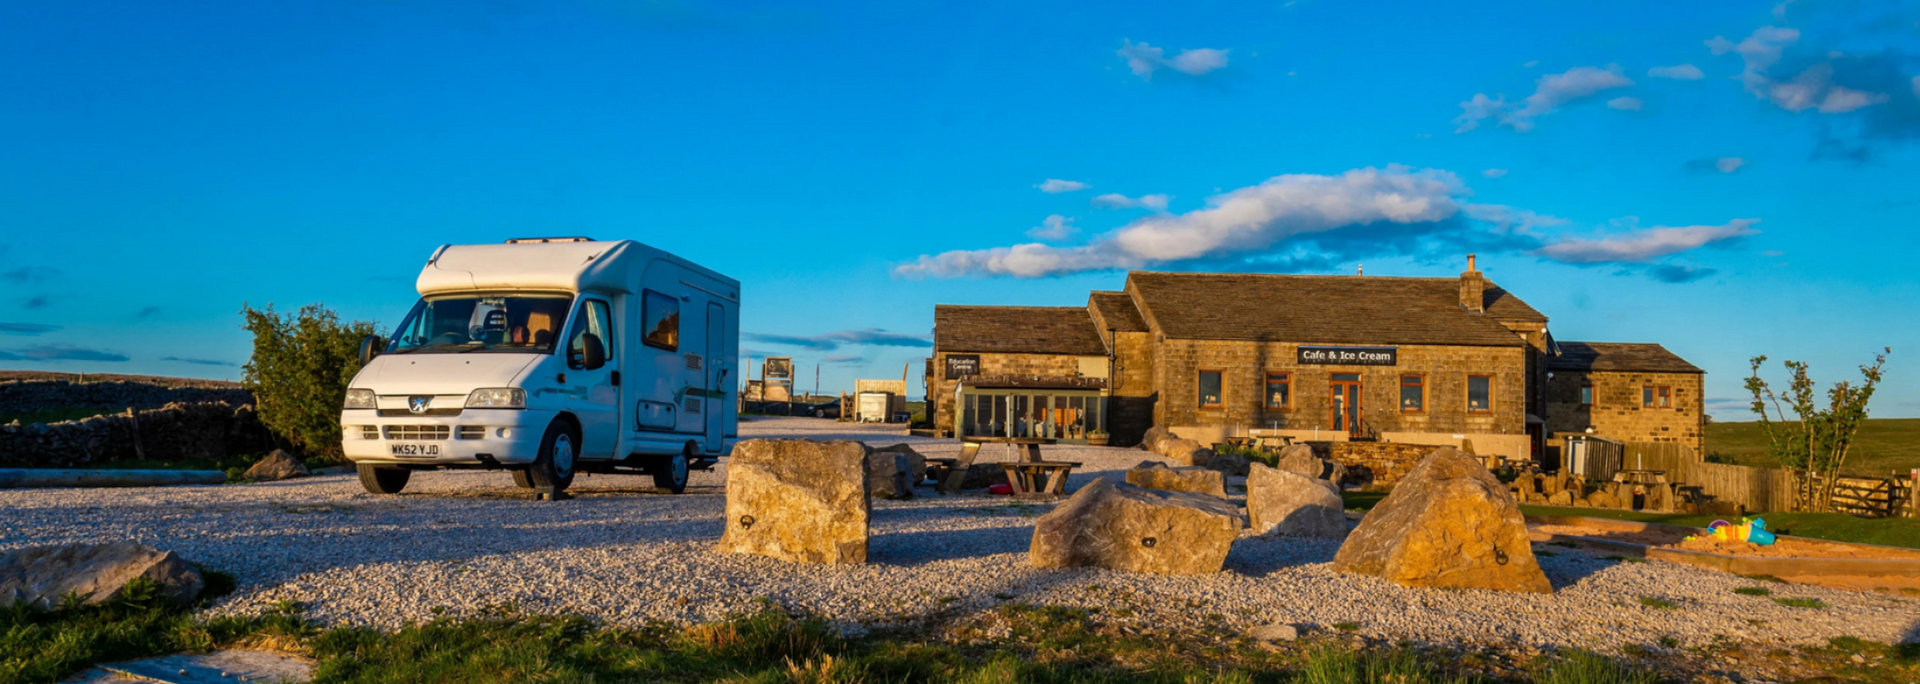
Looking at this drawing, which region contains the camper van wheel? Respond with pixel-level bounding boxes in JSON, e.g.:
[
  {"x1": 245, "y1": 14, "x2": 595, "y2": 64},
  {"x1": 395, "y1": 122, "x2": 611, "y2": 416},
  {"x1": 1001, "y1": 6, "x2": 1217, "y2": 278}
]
[
  {"x1": 652, "y1": 448, "x2": 690, "y2": 494},
  {"x1": 511, "y1": 468, "x2": 534, "y2": 489},
  {"x1": 357, "y1": 464, "x2": 411, "y2": 495},
  {"x1": 527, "y1": 420, "x2": 579, "y2": 492}
]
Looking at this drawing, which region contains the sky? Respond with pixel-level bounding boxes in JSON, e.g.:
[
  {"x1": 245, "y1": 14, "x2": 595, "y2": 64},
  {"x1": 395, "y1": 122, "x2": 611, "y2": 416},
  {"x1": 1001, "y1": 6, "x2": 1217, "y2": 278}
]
[{"x1": 1, "y1": 0, "x2": 1917, "y2": 419}]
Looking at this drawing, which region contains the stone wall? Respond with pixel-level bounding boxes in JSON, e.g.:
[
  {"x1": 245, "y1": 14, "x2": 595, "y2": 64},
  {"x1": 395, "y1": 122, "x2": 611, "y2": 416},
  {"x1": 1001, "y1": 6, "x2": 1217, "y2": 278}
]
[
  {"x1": 0, "y1": 402, "x2": 273, "y2": 467},
  {"x1": 929, "y1": 351, "x2": 1099, "y2": 435},
  {"x1": 1153, "y1": 339, "x2": 1528, "y2": 438},
  {"x1": 1544, "y1": 370, "x2": 1705, "y2": 455},
  {"x1": 0, "y1": 379, "x2": 254, "y2": 418},
  {"x1": 1309, "y1": 441, "x2": 1447, "y2": 487},
  {"x1": 1106, "y1": 330, "x2": 1156, "y2": 446}
]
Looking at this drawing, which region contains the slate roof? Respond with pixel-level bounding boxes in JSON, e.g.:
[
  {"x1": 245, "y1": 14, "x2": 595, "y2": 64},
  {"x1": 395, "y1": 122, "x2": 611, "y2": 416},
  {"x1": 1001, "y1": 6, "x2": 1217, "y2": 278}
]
[
  {"x1": 1548, "y1": 342, "x2": 1704, "y2": 374},
  {"x1": 1126, "y1": 271, "x2": 1545, "y2": 347},
  {"x1": 1087, "y1": 291, "x2": 1148, "y2": 333},
  {"x1": 934, "y1": 305, "x2": 1108, "y2": 356}
]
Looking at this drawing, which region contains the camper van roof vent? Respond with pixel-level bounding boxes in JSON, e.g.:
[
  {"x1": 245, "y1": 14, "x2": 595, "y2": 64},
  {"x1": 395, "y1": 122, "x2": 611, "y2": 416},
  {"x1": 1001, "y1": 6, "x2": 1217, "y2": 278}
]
[{"x1": 505, "y1": 237, "x2": 595, "y2": 244}]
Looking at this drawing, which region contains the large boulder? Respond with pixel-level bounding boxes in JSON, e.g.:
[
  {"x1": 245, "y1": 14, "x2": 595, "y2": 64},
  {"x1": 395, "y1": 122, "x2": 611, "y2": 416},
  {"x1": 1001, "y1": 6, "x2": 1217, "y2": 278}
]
[
  {"x1": 1139, "y1": 426, "x2": 1173, "y2": 453},
  {"x1": 1158, "y1": 438, "x2": 1214, "y2": 468},
  {"x1": 0, "y1": 543, "x2": 204, "y2": 608},
  {"x1": 242, "y1": 449, "x2": 308, "y2": 482},
  {"x1": 865, "y1": 450, "x2": 913, "y2": 500},
  {"x1": 1206, "y1": 449, "x2": 1251, "y2": 477},
  {"x1": 1331, "y1": 447, "x2": 1550, "y2": 593},
  {"x1": 1124, "y1": 461, "x2": 1226, "y2": 498},
  {"x1": 1246, "y1": 463, "x2": 1349, "y2": 538},
  {"x1": 1275, "y1": 444, "x2": 1345, "y2": 485},
  {"x1": 872, "y1": 443, "x2": 927, "y2": 485},
  {"x1": 716, "y1": 439, "x2": 870, "y2": 564},
  {"x1": 1030, "y1": 478, "x2": 1243, "y2": 574}
]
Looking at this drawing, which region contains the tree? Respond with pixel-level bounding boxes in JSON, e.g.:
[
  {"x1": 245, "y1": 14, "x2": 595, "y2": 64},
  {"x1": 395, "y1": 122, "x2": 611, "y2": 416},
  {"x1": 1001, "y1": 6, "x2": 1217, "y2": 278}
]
[
  {"x1": 1744, "y1": 348, "x2": 1890, "y2": 511},
  {"x1": 241, "y1": 304, "x2": 378, "y2": 461}
]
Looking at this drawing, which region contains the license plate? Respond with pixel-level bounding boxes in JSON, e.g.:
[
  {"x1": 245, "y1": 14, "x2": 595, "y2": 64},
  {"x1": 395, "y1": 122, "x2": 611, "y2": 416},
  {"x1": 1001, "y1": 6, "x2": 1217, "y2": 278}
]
[{"x1": 390, "y1": 443, "x2": 442, "y2": 457}]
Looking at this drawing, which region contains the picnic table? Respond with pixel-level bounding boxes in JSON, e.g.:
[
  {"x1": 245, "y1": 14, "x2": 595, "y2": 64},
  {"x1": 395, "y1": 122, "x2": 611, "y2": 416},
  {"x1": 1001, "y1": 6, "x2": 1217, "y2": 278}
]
[
  {"x1": 933, "y1": 436, "x2": 1080, "y2": 498},
  {"x1": 1612, "y1": 469, "x2": 1669, "y2": 485}
]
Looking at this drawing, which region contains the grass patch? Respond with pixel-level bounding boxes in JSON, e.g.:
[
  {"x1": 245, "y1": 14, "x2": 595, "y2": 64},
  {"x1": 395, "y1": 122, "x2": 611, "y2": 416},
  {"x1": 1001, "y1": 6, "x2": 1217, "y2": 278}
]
[
  {"x1": 1600, "y1": 555, "x2": 1647, "y2": 564},
  {"x1": 1533, "y1": 649, "x2": 1660, "y2": 684},
  {"x1": 0, "y1": 577, "x2": 308, "y2": 684},
  {"x1": 1519, "y1": 505, "x2": 1920, "y2": 550},
  {"x1": 1773, "y1": 597, "x2": 1828, "y2": 609},
  {"x1": 1734, "y1": 587, "x2": 1772, "y2": 596},
  {"x1": 1331, "y1": 621, "x2": 1362, "y2": 632},
  {"x1": 1341, "y1": 490, "x2": 1390, "y2": 512},
  {"x1": 1637, "y1": 596, "x2": 1678, "y2": 610},
  {"x1": 1708, "y1": 418, "x2": 1920, "y2": 477}
]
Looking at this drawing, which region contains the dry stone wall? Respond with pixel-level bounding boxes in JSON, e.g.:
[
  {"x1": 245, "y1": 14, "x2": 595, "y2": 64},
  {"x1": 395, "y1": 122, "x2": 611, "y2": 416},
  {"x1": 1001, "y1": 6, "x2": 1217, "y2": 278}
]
[
  {"x1": 0, "y1": 402, "x2": 272, "y2": 467},
  {"x1": 0, "y1": 379, "x2": 253, "y2": 418},
  {"x1": 1543, "y1": 371, "x2": 1704, "y2": 455}
]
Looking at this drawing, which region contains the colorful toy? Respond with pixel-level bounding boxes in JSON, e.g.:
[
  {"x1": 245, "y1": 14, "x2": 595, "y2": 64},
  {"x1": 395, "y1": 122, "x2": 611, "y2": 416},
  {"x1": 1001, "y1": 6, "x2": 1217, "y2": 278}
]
[{"x1": 1700, "y1": 517, "x2": 1775, "y2": 545}]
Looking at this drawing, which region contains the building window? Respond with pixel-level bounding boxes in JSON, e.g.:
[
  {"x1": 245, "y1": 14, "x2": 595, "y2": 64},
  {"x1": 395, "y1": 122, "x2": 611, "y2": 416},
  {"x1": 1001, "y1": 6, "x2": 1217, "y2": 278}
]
[
  {"x1": 1400, "y1": 375, "x2": 1425, "y2": 412},
  {"x1": 1467, "y1": 375, "x2": 1492, "y2": 413},
  {"x1": 1198, "y1": 370, "x2": 1223, "y2": 409},
  {"x1": 641, "y1": 290, "x2": 679, "y2": 351},
  {"x1": 1265, "y1": 372, "x2": 1291, "y2": 409},
  {"x1": 1643, "y1": 386, "x2": 1671, "y2": 409},
  {"x1": 1580, "y1": 384, "x2": 1593, "y2": 407}
]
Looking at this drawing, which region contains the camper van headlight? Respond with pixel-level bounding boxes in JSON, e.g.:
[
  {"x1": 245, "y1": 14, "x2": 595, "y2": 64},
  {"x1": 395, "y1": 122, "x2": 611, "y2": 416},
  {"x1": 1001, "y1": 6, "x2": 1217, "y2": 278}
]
[
  {"x1": 466, "y1": 388, "x2": 526, "y2": 409},
  {"x1": 343, "y1": 388, "x2": 377, "y2": 410}
]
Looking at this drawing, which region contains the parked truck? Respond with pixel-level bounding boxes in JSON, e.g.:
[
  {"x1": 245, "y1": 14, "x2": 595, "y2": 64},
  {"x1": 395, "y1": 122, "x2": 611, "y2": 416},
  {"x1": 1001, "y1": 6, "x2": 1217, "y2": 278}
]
[{"x1": 339, "y1": 237, "x2": 739, "y2": 496}]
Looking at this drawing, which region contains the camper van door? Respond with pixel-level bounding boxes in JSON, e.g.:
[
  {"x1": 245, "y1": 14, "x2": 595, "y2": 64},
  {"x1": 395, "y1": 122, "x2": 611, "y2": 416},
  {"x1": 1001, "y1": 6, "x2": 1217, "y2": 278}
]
[
  {"x1": 567, "y1": 296, "x2": 621, "y2": 458},
  {"x1": 704, "y1": 302, "x2": 726, "y2": 452}
]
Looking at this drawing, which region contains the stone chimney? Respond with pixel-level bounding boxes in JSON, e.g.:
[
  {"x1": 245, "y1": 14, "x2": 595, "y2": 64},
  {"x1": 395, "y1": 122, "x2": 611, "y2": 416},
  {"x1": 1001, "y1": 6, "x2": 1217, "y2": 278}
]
[{"x1": 1459, "y1": 254, "x2": 1486, "y2": 313}]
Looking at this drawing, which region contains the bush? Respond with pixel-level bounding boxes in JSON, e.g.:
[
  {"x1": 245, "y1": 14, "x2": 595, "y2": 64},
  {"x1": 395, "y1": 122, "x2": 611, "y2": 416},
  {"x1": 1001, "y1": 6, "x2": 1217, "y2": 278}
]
[{"x1": 241, "y1": 304, "x2": 378, "y2": 462}]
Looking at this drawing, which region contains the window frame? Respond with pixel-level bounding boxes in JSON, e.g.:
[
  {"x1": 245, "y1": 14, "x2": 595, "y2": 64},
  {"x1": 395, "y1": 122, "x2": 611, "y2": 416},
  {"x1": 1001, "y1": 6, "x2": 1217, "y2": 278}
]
[
  {"x1": 640, "y1": 289, "x2": 680, "y2": 352},
  {"x1": 1466, "y1": 374, "x2": 1493, "y2": 414},
  {"x1": 1264, "y1": 372, "x2": 1291, "y2": 410},
  {"x1": 565, "y1": 297, "x2": 615, "y2": 370},
  {"x1": 1579, "y1": 383, "x2": 1594, "y2": 408},
  {"x1": 1399, "y1": 374, "x2": 1426, "y2": 413},
  {"x1": 1197, "y1": 369, "x2": 1225, "y2": 409}
]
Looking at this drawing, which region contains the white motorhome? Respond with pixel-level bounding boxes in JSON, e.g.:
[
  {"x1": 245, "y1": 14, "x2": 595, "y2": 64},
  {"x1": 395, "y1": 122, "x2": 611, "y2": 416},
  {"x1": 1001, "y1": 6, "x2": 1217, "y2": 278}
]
[{"x1": 339, "y1": 237, "x2": 739, "y2": 496}]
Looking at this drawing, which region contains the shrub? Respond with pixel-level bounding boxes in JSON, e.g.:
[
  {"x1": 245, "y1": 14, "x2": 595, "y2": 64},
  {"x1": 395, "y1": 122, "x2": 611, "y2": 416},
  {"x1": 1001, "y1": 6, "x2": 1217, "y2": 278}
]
[
  {"x1": 1773, "y1": 597, "x2": 1827, "y2": 609},
  {"x1": 1734, "y1": 587, "x2": 1771, "y2": 596},
  {"x1": 241, "y1": 304, "x2": 378, "y2": 462}
]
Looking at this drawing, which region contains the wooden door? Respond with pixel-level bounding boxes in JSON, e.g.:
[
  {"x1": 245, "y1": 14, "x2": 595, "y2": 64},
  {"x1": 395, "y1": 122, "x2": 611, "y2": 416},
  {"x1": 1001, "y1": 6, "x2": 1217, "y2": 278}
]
[{"x1": 1330, "y1": 373, "x2": 1362, "y2": 435}]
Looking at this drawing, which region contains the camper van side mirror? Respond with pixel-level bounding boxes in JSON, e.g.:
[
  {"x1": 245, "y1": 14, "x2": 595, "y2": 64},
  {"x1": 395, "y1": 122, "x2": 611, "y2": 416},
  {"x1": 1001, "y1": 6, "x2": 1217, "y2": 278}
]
[
  {"x1": 579, "y1": 333, "x2": 607, "y2": 371},
  {"x1": 358, "y1": 335, "x2": 386, "y2": 367}
]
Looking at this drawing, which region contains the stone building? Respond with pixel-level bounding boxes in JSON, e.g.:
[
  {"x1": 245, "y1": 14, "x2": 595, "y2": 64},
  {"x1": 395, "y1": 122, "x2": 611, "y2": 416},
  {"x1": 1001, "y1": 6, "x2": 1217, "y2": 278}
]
[
  {"x1": 1544, "y1": 342, "x2": 1707, "y2": 455},
  {"x1": 928, "y1": 257, "x2": 1707, "y2": 464}
]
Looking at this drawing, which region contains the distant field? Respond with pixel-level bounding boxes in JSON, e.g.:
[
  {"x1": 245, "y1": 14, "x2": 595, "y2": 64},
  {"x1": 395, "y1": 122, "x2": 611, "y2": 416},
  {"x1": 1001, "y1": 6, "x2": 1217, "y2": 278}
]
[{"x1": 1706, "y1": 418, "x2": 1920, "y2": 477}]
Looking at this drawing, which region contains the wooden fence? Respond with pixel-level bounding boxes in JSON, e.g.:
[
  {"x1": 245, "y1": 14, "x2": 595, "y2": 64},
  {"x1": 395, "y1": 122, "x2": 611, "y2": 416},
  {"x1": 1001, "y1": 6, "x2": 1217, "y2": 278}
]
[
  {"x1": 1618, "y1": 443, "x2": 1800, "y2": 513},
  {"x1": 1824, "y1": 475, "x2": 1913, "y2": 518}
]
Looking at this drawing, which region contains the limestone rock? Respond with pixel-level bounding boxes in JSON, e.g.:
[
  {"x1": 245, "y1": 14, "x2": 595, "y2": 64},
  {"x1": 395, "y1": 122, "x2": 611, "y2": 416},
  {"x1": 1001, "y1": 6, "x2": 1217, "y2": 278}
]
[
  {"x1": 1584, "y1": 488, "x2": 1619, "y2": 509},
  {"x1": 1206, "y1": 449, "x2": 1251, "y2": 477},
  {"x1": 1547, "y1": 490, "x2": 1574, "y2": 506},
  {"x1": 716, "y1": 439, "x2": 870, "y2": 564},
  {"x1": 1250, "y1": 623, "x2": 1300, "y2": 642},
  {"x1": 1124, "y1": 461, "x2": 1226, "y2": 498},
  {"x1": 1275, "y1": 444, "x2": 1346, "y2": 485},
  {"x1": 243, "y1": 449, "x2": 308, "y2": 482},
  {"x1": 1030, "y1": 478, "x2": 1243, "y2": 574},
  {"x1": 1139, "y1": 425, "x2": 1173, "y2": 452},
  {"x1": 866, "y1": 450, "x2": 913, "y2": 500},
  {"x1": 0, "y1": 542, "x2": 204, "y2": 608},
  {"x1": 872, "y1": 443, "x2": 927, "y2": 485},
  {"x1": 1331, "y1": 447, "x2": 1550, "y2": 593},
  {"x1": 1246, "y1": 463, "x2": 1348, "y2": 538},
  {"x1": 1159, "y1": 438, "x2": 1214, "y2": 468}
]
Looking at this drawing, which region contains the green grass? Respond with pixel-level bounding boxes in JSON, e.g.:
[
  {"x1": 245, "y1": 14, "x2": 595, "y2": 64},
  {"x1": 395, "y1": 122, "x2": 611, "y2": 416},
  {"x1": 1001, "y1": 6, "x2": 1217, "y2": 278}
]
[
  {"x1": 1531, "y1": 650, "x2": 1661, "y2": 684},
  {"x1": 1773, "y1": 597, "x2": 1829, "y2": 609},
  {"x1": 1636, "y1": 597, "x2": 1677, "y2": 610},
  {"x1": 1707, "y1": 418, "x2": 1920, "y2": 477},
  {"x1": 1733, "y1": 587, "x2": 1772, "y2": 596}
]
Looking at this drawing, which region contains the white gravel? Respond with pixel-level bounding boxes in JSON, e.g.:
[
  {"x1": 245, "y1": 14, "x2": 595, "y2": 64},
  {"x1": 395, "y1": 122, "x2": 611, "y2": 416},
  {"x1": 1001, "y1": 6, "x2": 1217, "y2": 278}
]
[{"x1": 3, "y1": 416, "x2": 1916, "y2": 652}]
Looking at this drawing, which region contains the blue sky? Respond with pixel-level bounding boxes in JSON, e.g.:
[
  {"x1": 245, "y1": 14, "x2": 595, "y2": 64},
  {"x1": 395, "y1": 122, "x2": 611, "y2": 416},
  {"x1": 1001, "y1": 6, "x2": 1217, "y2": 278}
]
[{"x1": 2, "y1": 0, "x2": 1917, "y2": 418}]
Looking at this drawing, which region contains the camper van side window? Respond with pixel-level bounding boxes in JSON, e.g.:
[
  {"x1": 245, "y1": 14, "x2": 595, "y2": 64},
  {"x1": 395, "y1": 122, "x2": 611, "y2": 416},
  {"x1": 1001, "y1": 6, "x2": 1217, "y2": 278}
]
[{"x1": 643, "y1": 290, "x2": 679, "y2": 351}]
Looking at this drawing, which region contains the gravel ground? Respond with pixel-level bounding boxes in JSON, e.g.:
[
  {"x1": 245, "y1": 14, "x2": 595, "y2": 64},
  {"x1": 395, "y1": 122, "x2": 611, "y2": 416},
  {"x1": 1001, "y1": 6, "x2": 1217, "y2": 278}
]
[{"x1": 3, "y1": 416, "x2": 1916, "y2": 652}]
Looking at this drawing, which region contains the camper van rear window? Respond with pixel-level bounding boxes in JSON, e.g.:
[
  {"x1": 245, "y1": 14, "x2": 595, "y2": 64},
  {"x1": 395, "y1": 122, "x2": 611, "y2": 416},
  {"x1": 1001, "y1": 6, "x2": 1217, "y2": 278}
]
[
  {"x1": 643, "y1": 290, "x2": 680, "y2": 351},
  {"x1": 387, "y1": 293, "x2": 574, "y2": 354}
]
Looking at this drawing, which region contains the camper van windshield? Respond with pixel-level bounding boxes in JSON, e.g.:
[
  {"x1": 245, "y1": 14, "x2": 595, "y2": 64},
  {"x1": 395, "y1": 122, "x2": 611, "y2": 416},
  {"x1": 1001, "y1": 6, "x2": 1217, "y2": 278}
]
[{"x1": 387, "y1": 294, "x2": 575, "y2": 354}]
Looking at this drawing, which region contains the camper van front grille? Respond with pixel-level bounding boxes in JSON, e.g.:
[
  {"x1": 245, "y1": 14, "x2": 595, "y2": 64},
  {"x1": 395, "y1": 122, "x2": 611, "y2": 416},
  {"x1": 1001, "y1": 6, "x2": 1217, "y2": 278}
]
[
  {"x1": 457, "y1": 426, "x2": 485, "y2": 440},
  {"x1": 384, "y1": 425, "x2": 450, "y2": 441},
  {"x1": 359, "y1": 426, "x2": 378, "y2": 440}
]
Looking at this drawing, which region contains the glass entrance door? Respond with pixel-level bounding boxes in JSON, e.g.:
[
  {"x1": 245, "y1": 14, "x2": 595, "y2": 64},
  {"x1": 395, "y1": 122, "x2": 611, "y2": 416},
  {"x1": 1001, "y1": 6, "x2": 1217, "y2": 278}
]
[{"x1": 1330, "y1": 373, "x2": 1362, "y2": 435}]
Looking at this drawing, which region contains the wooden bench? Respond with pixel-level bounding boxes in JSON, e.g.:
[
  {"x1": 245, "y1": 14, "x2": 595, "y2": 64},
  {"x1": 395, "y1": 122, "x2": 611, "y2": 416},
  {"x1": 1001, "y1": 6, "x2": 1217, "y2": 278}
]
[
  {"x1": 1000, "y1": 460, "x2": 1082, "y2": 499},
  {"x1": 936, "y1": 436, "x2": 1061, "y2": 495}
]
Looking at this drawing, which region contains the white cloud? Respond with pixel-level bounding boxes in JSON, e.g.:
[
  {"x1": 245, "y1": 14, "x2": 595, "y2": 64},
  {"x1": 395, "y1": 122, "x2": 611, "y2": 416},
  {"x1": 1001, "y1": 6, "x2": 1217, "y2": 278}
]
[
  {"x1": 1648, "y1": 64, "x2": 1705, "y2": 80},
  {"x1": 1464, "y1": 204, "x2": 1568, "y2": 232},
  {"x1": 1607, "y1": 96, "x2": 1644, "y2": 111},
  {"x1": 894, "y1": 165, "x2": 1464, "y2": 278},
  {"x1": 1707, "y1": 26, "x2": 1799, "y2": 94},
  {"x1": 1817, "y1": 86, "x2": 1888, "y2": 113},
  {"x1": 1035, "y1": 178, "x2": 1090, "y2": 193},
  {"x1": 1523, "y1": 60, "x2": 1540, "y2": 68},
  {"x1": 1533, "y1": 219, "x2": 1759, "y2": 263},
  {"x1": 1091, "y1": 193, "x2": 1171, "y2": 211},
  {"x1": 1117, "y1": 40, "x2": 1229, "y2": 80},
  {"x1": 1456, "y1": 66, "x2": 1634, "y2": 132},
  {"x1": 1716, "y1": 157, "x2": 1746, "y2": 173},
  {"x1": 1026, "y1": 215, "x2": 1078, "y2": 241},
  {"x1": 1481, "y1": 168, "x2": 1508, "y2": 178},
  {"x1": 1912, "y1": 75, "x2": 1920, "y2": 97}
]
